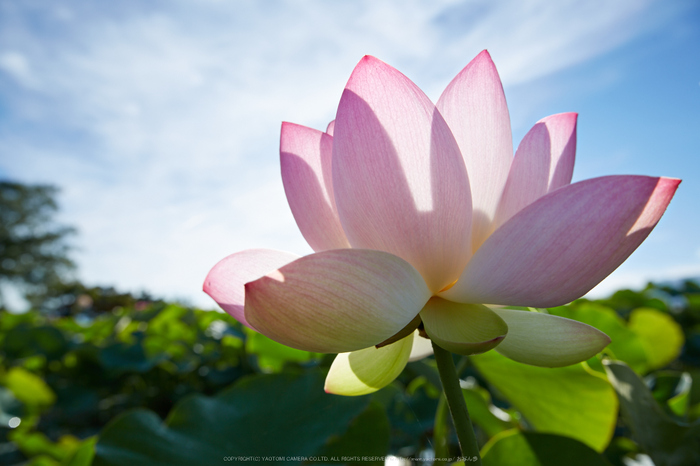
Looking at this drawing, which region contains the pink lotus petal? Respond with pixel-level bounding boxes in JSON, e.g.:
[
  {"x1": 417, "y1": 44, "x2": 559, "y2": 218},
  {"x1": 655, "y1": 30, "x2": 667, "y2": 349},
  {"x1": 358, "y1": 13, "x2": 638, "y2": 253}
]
[
  {"x1": 492, "y1": 308, "x2": 610, "y2": 367},
  {"x1": 442, "y1": 176, "x2": 680, "y2": 307},
  {"x1": 245, "y1": 248, "x2": 431, "y2": 353},
  {"x1": 325, "y1": 120, "x2": 335, "y2": 136},
  {"x1": 281, "y1": 122, "x2": 350, "y2": 252},
  {"x1": 333, "y1": 55, "x2": 472, "y2": 293},
  {"x1": 203, "y1": 249, "x2": 300, "y2": 329},
  {"x1": 437, "y1": 50, "x2": 512, "y2": 251},
  {"x1": 494, "y1": 113, "x2": 578, "y2": 228}
]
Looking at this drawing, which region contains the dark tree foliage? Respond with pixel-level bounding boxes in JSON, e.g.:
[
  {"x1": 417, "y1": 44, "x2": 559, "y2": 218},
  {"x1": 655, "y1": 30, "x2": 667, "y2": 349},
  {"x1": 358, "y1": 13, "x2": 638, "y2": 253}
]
[
  {"x1": 36, "y1": 280, "x2": 163, "y2": 316},
  {"x1": 0, "y1": 181, "x2": 75, "y2": 308}
]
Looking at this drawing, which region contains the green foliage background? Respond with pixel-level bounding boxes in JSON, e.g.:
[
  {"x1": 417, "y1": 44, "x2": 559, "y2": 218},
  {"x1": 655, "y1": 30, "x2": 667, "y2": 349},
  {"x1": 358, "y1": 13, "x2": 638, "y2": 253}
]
[
  {"x1": 0, "y1": 281, "x2": 698, "y2": 466},
  {"x1": 1, "y1": 180, "x2": 698, "y2": 465}
]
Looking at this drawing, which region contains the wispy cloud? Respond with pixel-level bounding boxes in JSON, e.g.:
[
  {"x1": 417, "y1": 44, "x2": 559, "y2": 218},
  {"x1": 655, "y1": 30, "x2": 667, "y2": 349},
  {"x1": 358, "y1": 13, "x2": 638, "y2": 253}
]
[{"x1": 0, "y1": 0, "x2": 692, "y2": 306}]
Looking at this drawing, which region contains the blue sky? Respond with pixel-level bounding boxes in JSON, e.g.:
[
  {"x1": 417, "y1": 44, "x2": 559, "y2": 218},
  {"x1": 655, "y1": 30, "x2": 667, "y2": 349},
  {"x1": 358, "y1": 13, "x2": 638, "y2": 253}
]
[{"x1": 0, "y1": 0, "x2": 698, "y2": 308}]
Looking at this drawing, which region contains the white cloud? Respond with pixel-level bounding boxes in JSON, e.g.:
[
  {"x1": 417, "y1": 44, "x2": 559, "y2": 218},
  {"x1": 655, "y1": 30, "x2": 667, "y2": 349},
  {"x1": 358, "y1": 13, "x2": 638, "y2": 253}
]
[
  {"x1": 0, "y1": 51, "x2": 39, "y2": 89},
  {"x1": 0, "y1": 0, "x2": 691, "y2": 307}
]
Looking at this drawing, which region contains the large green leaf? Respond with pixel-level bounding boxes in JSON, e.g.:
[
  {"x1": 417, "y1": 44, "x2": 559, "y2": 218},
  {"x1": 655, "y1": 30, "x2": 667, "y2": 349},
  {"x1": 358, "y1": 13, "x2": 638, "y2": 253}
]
[
  {"x1": 480, "y1": 430, "x2": 612, "y2": 466},
  {"x1": 9, "y1": 430, "x2": 78, "y2": 463},
  {"x1": 244, "y1": 328, "x2": 319, "y2": 372},
  {"x1": 3, "y1": 367, "x2": 56, "y2": 409},
  {"x1": 2, "y1": 325, "x2": 69, "y2": 361},
  {"x1": 63, "y1": 437, "x2": 96, "y2": 466},
  {"x1": 98, "y1": 339, "x2": 163, "y2": 373},
  {"x1": 374, "y1": 375, "x2": 438, "y2": 451},
  {"x1": 667, "y1": 373, "x2": 693, "y2": 419},
  {"x1": 463, "y1": 386, "x2": 514, "y2": 438},
  {"x1": 650, "y1": 371, "x2": 693, "y2": 419},
  {"x1": 628, "y1": 308, "x2": 684, "y2": 370},
  {"x1": 314, "y1": 401, "x2": 390, "y2": 466},
  {"x1": 603, "y1": 360, "x2": 700, "y2": 466},
  {"x1": 471, "y1": 351, "x2": 617, "y2": 452},
  {"x1": 548, "y1": 304, "x2": 684, "y2": 374},
  {"x1": 147, "y1": 305, "x2": 197, "y2": 344},
  {"x1": 93, "y1": 371, "x2": 382, "y2": 465}
]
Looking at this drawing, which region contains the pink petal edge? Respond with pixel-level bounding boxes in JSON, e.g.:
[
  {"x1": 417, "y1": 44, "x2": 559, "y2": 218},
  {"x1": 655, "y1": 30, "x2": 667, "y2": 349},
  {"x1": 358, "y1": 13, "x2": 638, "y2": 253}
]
[
  {"x1": 203, "y1": 248, "x2": 300, "y2": 329},
  {"x1": 437, "y1": 50, "x2": 513, "y2": 251},
  {"x1": 494, "y1": 112, "x2": 577, "y2": 228},
  {"x1": 281, "y1": 122, "x2": 350, "y2": 252}
]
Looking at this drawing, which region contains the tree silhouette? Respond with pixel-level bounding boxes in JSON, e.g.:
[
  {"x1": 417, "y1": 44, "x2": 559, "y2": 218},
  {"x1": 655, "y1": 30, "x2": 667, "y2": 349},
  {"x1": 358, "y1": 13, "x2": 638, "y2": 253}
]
[{"x1": 0, "y1": 181, "x2": 75, "y2": 308}]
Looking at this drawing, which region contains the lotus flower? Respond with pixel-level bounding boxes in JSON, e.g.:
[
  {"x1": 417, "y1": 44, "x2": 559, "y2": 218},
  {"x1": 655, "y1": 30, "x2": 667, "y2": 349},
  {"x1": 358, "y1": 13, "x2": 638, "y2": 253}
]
[{"x1": 204, "y1": 51, "x2": 679, "y2": 396}]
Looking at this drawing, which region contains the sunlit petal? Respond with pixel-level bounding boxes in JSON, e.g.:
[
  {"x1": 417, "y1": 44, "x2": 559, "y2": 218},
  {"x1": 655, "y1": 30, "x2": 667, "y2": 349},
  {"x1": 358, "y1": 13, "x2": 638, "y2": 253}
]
[
  {"x1": 443, "y1": 176, "x2": 681, "y2": 307},
  {"x1": 245, "y1": 249, "x2": 431, "y2": 353},
  {"x1": 325, "y1": 334, "x2": 414, "y2": 396},
  {"x1": 437, "y1": 50, "x2": 512, "y2": 250},
  {"x1": 494, "y1": 112, "x2": 577, "y2": 228},
  {"x1": 281, "y1": 122, "x2": 349, "y2": 251},
  {"x1": 325, "y1": 119, "x2": 335, "y2": 136},
  {"x1": 333, "y1": 55, "x2": 472, "y2": 292}
]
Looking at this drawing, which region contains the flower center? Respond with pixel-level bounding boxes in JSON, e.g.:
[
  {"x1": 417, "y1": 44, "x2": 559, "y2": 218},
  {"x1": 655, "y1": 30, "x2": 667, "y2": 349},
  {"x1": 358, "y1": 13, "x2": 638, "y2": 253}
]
[{"x1": 438, "y1": 279, "x2": 458, "y2": 293}]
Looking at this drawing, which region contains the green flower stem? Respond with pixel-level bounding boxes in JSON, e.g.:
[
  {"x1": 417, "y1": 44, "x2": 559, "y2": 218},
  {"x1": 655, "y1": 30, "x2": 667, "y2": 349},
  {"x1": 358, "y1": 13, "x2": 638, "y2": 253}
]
[
  {"x1": 433, "y1": 357, "x2": 470, "y2": 465},
  {"x1": 431, "y1": 341, "x2": 482, "y2": 465}
]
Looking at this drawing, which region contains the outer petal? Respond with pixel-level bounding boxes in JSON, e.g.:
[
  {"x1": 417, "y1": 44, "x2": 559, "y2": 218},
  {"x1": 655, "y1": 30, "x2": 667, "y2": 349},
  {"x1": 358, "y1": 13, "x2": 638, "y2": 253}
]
[
  {"x1": 494, "y1": 113, "x2": 577, "y2": 228},
  {"x1": 443, "y1": 176, "x2": 680, "y2": 307},
  {"x1": 437, "y1": 50, "x2": 513, "y2": 251},
  {"x1": 245, "y1": 249, "x2": 431, "y2": 353},
  {"x1": 325, "y1": 333, "x2": 414, "y2": 396},
  {"x1": 203, "y1": 249, "x2": 299, "y2": 329},
  {"x1": 281, "y1": 122, "x2": 350, "y2": 251},
  {"x1": 420, "y1": 297, "x2": 508, "y2": 355},
  {"x1": 492, "y1": 309, "x2": 610, "y2": 367},
  {"x1": 408, "y1": 330, "x2": 434, "y2": 362},
  {"x1": 325, "y1": 120, "x2": 335, "y2": 136},
  {"x1": 332, "y1": 55, "x2": 472, "y2": 293}
]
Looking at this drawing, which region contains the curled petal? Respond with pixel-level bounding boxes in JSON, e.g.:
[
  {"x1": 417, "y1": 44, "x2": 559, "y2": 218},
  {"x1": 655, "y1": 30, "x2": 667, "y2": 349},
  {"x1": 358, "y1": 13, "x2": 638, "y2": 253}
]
[
  {"x1": 494, "y1": 112, "x2": 577, "y2": 228},
  {"x1": 325, "y1": 334, "x2": 414, "y2": 396},
  {"x1": 437, "y1": 50, "x2": 512, "y2": 250},
  {"x1": 325, "y1": 120, "x2": 335, "y2": 136},
  {"x1": 245, "y1": 249, "x2": 431, "y2": 353},
  {"x1": 203, "y1": 249, "x2": 299, "y2": 329},
  {"x1": 408, "y1": 330, "x2": 433, "y2": 362},
  {"x1": 492, "y1": 309, "x2": 610, "y2": 367},
  {"x1": 281, "y1": 122, "x2": 350, "y2": 251},
  {"x1": 443, "y1": 176, "x2": 680, "y2": 307},
  {"x1": 420, "y1": 297, "x2": 508, "y2": 355},
  {"x1": 333, "y1": 55, "x2": 472, "y2": 293}
]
